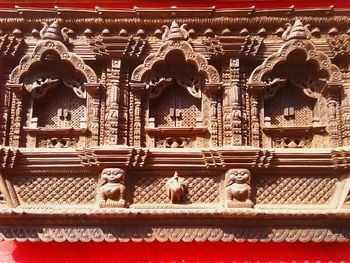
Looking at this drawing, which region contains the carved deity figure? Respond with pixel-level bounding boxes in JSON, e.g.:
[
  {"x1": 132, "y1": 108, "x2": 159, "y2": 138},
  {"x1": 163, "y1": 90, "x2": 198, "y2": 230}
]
[
  {"x1": 165, "y1": 171, "x2": 187, "y2": 204},
  {"x1": 225, "y1": 168, "x2": 254, "y2": 208},
  {"x1": 99, "y1": 168, "x2": 126, "y2": 208}
]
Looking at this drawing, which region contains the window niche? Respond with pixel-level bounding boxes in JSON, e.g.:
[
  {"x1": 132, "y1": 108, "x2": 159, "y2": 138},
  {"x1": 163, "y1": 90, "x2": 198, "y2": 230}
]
[
  {"x1": 261, "y1": 50, "x2": 334, "y2": 148},
  {"x1": 143, "y1": 50, "x2": 210, "y2": 148}
]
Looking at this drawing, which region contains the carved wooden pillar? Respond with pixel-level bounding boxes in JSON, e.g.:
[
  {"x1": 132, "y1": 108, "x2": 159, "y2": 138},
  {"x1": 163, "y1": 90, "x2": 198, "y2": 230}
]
[
  {"x1": 106, "y1": 59, "x2": 121, "y2": 145},
  {"x1": 0, "y1": 171, "x2": 15, "y2": 208},
  {"x1": 130, "y1": 82, "x2": 145, "y2": 147},
  {"x1": 248, "y1": 83, "x2": 265, "y2": 147},
  {"x1": 0, "y1": 63, "x2": 9, "y2": 146},
  {"x1": 6, "y1": 84, "x2": 23, "y2": 147},
  {"x1": 341, "y1": 81, "x2": 350, "y2": 145},
  {"x1": 222, "y1": 58, "x2": 243, "y2": 146},
  {"x1": 206, "y1": 83, "x2": 221, "y2": 147},
  {"x1": 86, "y1": 83, "x2": 101, "y2": 147},
  {"x1": 326, "y1": 83, "x2": 342, "y2": 147},
  {"x1": 230, "y1": 58, "x2": 242, "y2": 146},
  {"x1": 222, "y1": 59, "x2": 233, "y2": 146}
]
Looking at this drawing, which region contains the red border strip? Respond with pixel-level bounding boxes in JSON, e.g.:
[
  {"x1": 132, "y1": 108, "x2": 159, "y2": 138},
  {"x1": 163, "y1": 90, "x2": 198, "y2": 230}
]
[
  {"x1": 0, "y1": 1, "x2": 348, "y2": 8},
  {"x1": 1, "y1": 241, "x2": 350, "y2": 262}
]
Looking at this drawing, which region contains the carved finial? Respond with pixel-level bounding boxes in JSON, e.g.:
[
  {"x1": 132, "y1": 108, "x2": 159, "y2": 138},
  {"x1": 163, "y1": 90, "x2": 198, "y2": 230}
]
[
  {"x1": 167, "y1": 20, "x2": 184, "y2": 41},
  {"x1": 286, "y1": 20, "x2": 311, "y2": 40},
  {"x1": 42, "y1": 20, "x2": 69, "y2": 43}
]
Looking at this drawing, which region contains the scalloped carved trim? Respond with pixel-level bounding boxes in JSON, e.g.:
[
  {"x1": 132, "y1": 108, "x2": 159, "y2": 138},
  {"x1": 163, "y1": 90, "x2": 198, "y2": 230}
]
[
  {"x1": 131, "y1": 40, "x2": 220, "y2": 84},
  {"x1": 248, "y1": 39, "x2": 342, "y2": 86},
  {"x1": 9, "y1": 40, "x2": 98, "y2": 85},
  {"x1": 0, "y1": 226, "x2": 349, "y2": 242}
]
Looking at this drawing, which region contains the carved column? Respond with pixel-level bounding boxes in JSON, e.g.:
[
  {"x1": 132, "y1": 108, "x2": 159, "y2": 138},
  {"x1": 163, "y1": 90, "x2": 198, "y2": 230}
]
[
  {"x1": 7, "y1": 84, "x2": 24, "y2": 147},
  {"x1": 0, "y1": 171, "x2": 15, "y2": 208},
  {"x1": 341, "y1": 80, "x2": 350, "y2": 145},
  {"x1": 206, "y1": 83, "x2": 221, "y2": 147},
  {"x1": 0, "y1": 65, "x2": 10, "y2": 146},
  {"x1": 106, "y1": 59, "x2": 121, "y2": 145},
  {"x1": 222, "y1": 59, "x2": 233, "y2": 146},
  {"x1": 230, "y1": 58, "x2": 242, "y2": 146},
  {"x1": 326, "y1": 83, "x2": 342, "y2": 147},
  {"x1": 130, "y1": 82, "x2": 145, "y2": 147},
  {"x1": 86, "y1": 83, "x2": 101, "y2": 147},
  {"x1": 248, "y1": 83, "x2": 265, "y2": 147}
]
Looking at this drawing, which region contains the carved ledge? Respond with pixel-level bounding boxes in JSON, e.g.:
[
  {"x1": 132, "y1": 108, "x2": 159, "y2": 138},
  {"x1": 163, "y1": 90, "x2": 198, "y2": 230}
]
[
  {"x1": 263, "y1": 125, "x2": 326, "y2": 136},
  {"x1": 23, "y1": 127, "x2": 88, "y2": 136},
  {"x1": 145, "y1": 126, "x2": 208, "y2": 135}
]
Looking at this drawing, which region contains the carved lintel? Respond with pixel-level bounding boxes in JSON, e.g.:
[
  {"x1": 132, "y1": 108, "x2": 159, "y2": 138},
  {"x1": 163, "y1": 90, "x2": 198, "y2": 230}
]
[
  {"x1": 85, "y1": 83, "x2": 101, "y2": 94},
  {"x1": 129, "y1": 82, "x2": 146, "y2": 92},
  {"x1": 247, "y1": 82, "x2": 265, "y2": 94},
  {"x1": 322, "y1": 82, "x2": 343, "y2": 94},
  {"x1": 205, "y1": 83, "x2": 221, "y2": 94},
  {"x1": 331, "y1": 148, "x2": 350, "y2": 169},
  {"x1": 6, "y1": 83, "x2": 24, "y2": 95}
]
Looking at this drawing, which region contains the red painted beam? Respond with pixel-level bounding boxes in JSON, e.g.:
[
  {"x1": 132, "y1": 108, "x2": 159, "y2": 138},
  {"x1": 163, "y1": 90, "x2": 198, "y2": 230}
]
[
  {"x1": 1, "y1": 241, "x2": 350, "y2": 262},
  {"x1": 0, "y1": 0, "x2": 348, "y2": 8}
]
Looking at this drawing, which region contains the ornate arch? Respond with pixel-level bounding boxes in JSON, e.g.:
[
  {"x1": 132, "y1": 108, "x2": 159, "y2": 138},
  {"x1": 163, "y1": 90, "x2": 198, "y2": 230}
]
[
  {"x1": 9, "y1": 40, "x2": 98, "y2": 84},
  {"x1": 131, "y1": 41, "x2": 220, "y2": 84},
  {"x1": 248, "y1": 39, "x2": 342, "y2": 87}
]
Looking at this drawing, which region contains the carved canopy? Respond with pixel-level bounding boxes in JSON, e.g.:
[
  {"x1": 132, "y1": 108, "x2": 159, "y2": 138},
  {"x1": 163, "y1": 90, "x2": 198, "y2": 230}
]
[
  {"x1": 248, "y1": 39, "x2": 343, "y2": 89},
  {"x1": 131, "y1": 40, "x2": 220, "y2": 84},
  {"x1": 9, "y1": 39, "x2": 98, "y2": 85}
]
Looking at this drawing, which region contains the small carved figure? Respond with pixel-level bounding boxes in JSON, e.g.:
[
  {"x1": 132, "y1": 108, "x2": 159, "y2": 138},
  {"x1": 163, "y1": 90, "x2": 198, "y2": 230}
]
[
  {"x1": 225, "y1": 168, "x2": 254, "y2": 208},
  {"x1": 165, "y1": 171, "x2": 187, "y2": 204},
  {"x1": 99, "y1": 168, "x2": 126, "y2": 208}
]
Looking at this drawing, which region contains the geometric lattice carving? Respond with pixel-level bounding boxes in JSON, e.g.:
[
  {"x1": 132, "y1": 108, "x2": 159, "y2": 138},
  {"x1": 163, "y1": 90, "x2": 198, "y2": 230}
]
[
  {"x1": 150, "y1": 84, "x2": 201, "y2": 128},
  {"x1": 34, "y1": 85, "x2": 86, "y2": 129},
  {"x1": 133, "y1": 176, "x2": 220, "y2": 204},
  {"x1": 13, "y1": 176, "x2": 97, "y2": 205},
  {"x1": 254, "y1": 176, "x2": 338, "y2": 205},
  {"x1": 265, "y1": 85, "x2": 314, "y2": 127}
]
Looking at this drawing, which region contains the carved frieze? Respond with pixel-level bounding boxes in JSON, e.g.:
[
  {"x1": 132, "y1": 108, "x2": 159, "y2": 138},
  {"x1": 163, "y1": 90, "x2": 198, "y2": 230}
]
[{"x1": 0, "y1": 7, "x2": 349, "y2": 242}]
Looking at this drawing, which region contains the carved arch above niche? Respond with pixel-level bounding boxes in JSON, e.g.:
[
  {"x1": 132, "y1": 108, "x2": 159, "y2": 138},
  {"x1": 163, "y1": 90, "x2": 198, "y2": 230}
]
[
  {"x1": 9, "y1": 39, "x2": 98, "y2": 85},
  {"x1": 131, "y1": 35, "x2": 220, "y2": 85},
  {"x1": 7, "y1": 38, "x2": 101, "y2": 148},
  {"x1": 247, "y1": 23, "x2": 343, "y2": 148},
  {"x1": 248, "y1": 38, "x2": 342, "y2": 89},
  {"x1": 129, "y1": 21, "x2": 221, "y2": 148}
]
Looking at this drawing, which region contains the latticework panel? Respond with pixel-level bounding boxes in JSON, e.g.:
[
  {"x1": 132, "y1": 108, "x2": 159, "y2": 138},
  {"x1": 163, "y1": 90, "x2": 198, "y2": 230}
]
[
  {"x1": 254, "y1": 176, "x2": 338, "y2": 205},
  {"x1": 12, "y1": 176, "x2": 97, "y2": 205},
  {"x1": 265, "y1": 85, "x2": 313, "y2": 127},
  {"x1": 150, "y1": 87, "x2": 175, "y2": 128},
  {"x1": 149, "y1": 85, "x2": 201, "y2": 128},
  {"x1": 132, "y1": 176, "x2": 220, "y2": 204},
  {"x1": 176, "y1": 86, "x2": 201, "y2": 127},
  {"x1": 34, "y1": 85, "x2": 86, "y2": 129}
]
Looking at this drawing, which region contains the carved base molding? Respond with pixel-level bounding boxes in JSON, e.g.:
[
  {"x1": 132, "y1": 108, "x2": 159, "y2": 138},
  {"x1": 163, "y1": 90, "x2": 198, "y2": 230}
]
[{"x1": 0, "y1": 226, "x2": 349, "y2": 243}]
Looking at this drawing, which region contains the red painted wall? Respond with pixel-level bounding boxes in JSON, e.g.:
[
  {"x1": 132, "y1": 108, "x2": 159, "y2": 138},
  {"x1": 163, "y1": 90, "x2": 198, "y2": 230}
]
[
  {"x1": 0, "y1": 1, "x2": 350, "y2": 262},
  {"x1": 1, "y1": 241, "x2": 350, "y2": 262}
]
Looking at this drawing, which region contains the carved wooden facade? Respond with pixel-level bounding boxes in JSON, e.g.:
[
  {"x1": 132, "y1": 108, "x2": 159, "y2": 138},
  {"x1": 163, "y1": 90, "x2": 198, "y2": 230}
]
[{"x1": 1, "y1": 6, "x2": 350, "y2": 242}]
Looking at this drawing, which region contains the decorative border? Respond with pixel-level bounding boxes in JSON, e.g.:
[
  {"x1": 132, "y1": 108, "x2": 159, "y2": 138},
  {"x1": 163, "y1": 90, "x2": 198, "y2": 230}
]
[{"x1": 0, "y1": 226, "x2": 349, "y2": 242}]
